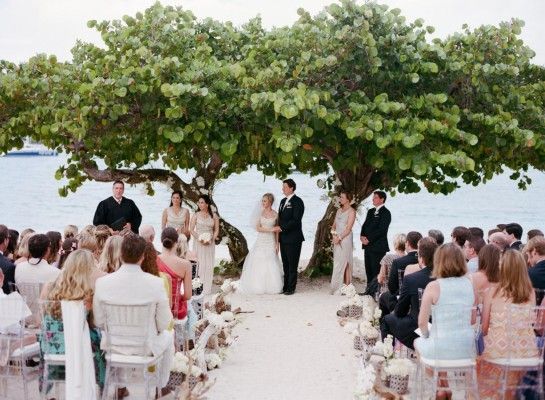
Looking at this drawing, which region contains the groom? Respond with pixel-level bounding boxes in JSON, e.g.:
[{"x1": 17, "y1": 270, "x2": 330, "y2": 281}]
[{"x1": 273, "y1": 178, "x2": 305, "y2": 295}]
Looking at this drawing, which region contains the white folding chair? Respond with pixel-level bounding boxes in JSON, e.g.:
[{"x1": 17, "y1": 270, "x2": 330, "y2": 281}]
[
  {"x1": 100, "y1": 302, "x2": 165, "y2": 400},
  {"x1": 482, "y1": 303, "x2": 545, "y2": 399},
  {"x1": 415, "y1": 304, "x2": 478, "y2": 399},
  {"x1": 14, "y1": 282, "x2": 43, "y2": 329},
  {"x1": 0, "y1": 294, "x2": 40, "y2": 399}
]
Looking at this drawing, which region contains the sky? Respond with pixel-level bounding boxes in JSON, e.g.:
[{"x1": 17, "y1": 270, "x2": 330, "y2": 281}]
[{"x1": 0, "y1": 0, "x2": 544, "y2": 65}]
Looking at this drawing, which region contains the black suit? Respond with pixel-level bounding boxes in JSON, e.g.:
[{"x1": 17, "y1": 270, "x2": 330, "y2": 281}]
[
  {"x1": 529, "y1": 260, "x2": 545, "y2": 291},
  {"x1": 360, "y1": 206, "x2": 391, "y2": 285},
  {"x1": 278, "y1": 194, "x2": 305, "y2": 293},
  {"x1": 509, "y1": 240, "x2": 523, "y2": 251},
  {"x1": 0, "y1": 253, "x2": 16, "y2": 294},
  {"x1": 379, "y1": 251, "x2": 418, "y2": 317},
  {"x1": 381, "y1": 266, "x2": 434, "y2": 349}
]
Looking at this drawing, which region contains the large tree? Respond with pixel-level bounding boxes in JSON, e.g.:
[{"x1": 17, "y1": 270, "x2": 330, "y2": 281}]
[
  {"x1": 234, "y1": 0, "x2": 545, "y2": 271},
  {"x1": 2, "y1": 1, "x2": 545, "y2": 273}
]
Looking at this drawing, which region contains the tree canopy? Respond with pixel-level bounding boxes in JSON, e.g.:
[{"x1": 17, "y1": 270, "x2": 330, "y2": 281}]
[{"x1": 1, "y1": 0, "x2": 544, "y2": 270}]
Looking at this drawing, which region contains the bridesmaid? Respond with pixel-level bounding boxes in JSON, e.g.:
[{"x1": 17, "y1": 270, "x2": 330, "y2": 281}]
[
  {"x1": 190, "y1": 195, "x2": 219, "y2": 295},
  {"x1": 330, "y1": 191, "x2": 356, "y2": 294},
  {"x1": 162, "y1": 190, "x2": 190, "y2": 238}
]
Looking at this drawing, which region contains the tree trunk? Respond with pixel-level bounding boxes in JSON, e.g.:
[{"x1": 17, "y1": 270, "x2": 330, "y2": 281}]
[{"x1": 306, "y1": 163, "x2": 376, "y2": 274}]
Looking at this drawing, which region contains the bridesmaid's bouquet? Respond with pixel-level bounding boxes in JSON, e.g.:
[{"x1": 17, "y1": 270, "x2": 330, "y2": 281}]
[
  {"x1": 330, "y1": 229, "x2": 342, "y2": 248},
  {"x1": 198, "y1": 232, "x2": 212, "y2": 244}
]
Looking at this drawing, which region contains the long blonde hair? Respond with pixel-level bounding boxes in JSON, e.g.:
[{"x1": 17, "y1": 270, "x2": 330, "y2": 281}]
[
  {"x1": 98, "y1": 235, "x2": 123, "y2": 273},
  {"x1": 47, "y1": 250, "x2": 95, "y2": 317},
  {"x1": 494, "y1": 249, "x2": 533, "y2": 304},
  {"x1": 432, "y1": 243, "x2": 467, "y2": 278},
  {"x1": 15, "y1": 232, "x2": 34, "y2": 259}
]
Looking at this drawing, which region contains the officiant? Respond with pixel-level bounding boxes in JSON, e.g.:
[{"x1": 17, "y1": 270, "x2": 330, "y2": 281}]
[{"x1": 93, "y1": 180, "x2": 142, "y2": 234}]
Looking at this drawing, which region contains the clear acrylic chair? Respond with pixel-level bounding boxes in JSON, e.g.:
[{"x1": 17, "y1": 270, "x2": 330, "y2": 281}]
[
  {"x1": 0, "y1": 294, "x2": 40, "y2": 399},
  {"x1": 415, "y1": 304, "x2": 478, "y2": 399},
  {"x1": 100, "y1": 302, "x2": 164, "y2": 400},
  {"x1": 482, "y1": 303, "x2": 545, "y2": 399},
  {"x1": 13, "y1": 282, "x2": 43, "y2": 329},
  {"x1": 38, "y1": 299, "x2": 67, "y2": 399}
]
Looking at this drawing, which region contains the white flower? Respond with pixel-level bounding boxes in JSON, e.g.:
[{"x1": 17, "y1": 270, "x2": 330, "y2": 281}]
[
  {"x1": 199, "y1": 188, "x2": 209, "y2": 195},
  {"x1": 188, "y1": 365, "x2": 204, "y2": 377},
  {"x1": 340, "y1": 284, "x2": 357, "y2": 297},
  {"x1": 205, "y1": 353, "x2": 222, "y2": 370},
  {"x1": 358, "y1": 321, "x2": 379, "y2": 339},
  {"x1": 192, "y1": 278, "x2": 203, "y2": 290},
  {"x1": 347, "y1": 295, "x2": 363, "y2": 306},
  {"x1": 354, "y1": 364, "x2": 376, "y2": 398},
  {"x1": 221, "y1": 311, "x2": 234, "y2": 322},
  {"x1": 383, "y1": 335, "x2": 394, "y2": 359},
  {"x1": 171, "y1": 352, "x2": 190, "y2": 372},
  {"x1": 384, "y1": 358, "x2": 414, "y2": 377},
  {"x1": 195, "y1": 176, "x2": 205, "y2": 187},
  {"x1": 373, "y1": 307, "x2": 382, "y2": 320},
  {"x1": 339, "y1": 300, "x2": 350, "y2": 310},
  {"x1": 220, "y1": 236, "x2": 229, "y2": 245},
  {"x1": 316, "y1": 178, "x2": 326, "y2": 188},
  {"x1": 198, "y1": 232, "x2": 212, "y2": 243}
]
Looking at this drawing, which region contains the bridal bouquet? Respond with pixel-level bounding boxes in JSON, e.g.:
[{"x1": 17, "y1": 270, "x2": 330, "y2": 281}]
[{"x1": 198, "y1": 232, "x2": 212, "y2": 244}]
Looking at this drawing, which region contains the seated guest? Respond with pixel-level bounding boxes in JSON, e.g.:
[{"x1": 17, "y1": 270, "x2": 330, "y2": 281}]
[
  {"x1": 15, "y1": 234, "x2": 60, "y2": 284},
  {"x1": 39, "y1": 249, "x2": 106, "y2": 393},
  {"x1": 470, "y1": 244, "x2": 500, "y2": 303},
  {"x1": 5, "y1": 229, "x2": 19, "y2": 262},
  {"x1": 478, "y1": 250, "x2": 538, "y2": 399},
  {"x1": 0, "y1": 224, "x2": 16, "y2": 294},
  {"x1": 488, "y1": 231, "x2": 509, "y2": 252},
  {"x1": 526, "y1": 236, "x2": 545, "y2": 291},
  {"x1": 45, "y1": 231, "x2": 62, "y2": 268},
  {"x1": 141, "y1": 242, "x2": 171, "y2": 303},
  {"x1": 58, "y1": 238, "x2": 78, "y2": 269},
  {"x1": 14, "y1": 231, "x2": 33, "y2": 266},
  {"x1": 93, "y1": 234, "x2": 173, "y2": 396},
  {"x1": 451, "y1": 226, "x2": 470, "y2": 248},
  {"x1": 97, "y1": 235, "x2": 123, "y2": 273},
  {"x1": 78, "y1": 234, "x2": 99, "y2": 262},
  {"x1": 157, "y1": 228, "x2": 192, "y2": 320},
  {"x1": 464, "y1": 236, "x2": 486, "y2": 273},
  {"x1": 527, "y1": 229, "x2": 544, "y2": 241},
  {"x1": 469, "y1": 227, "x2": 484, "y2": 239},
  {"x1": 139, "y1": 224, "x2": 156, "y2": 244},
  {"x1": 63, "y1": 224, "x2": 78, "y2": 240},
  {"x1": 93, "y1": 225, "x2": 111, "y2": 258},
  {"x1": 376, "y1": 233, "x2": 406, "y2": 286},
  {"x1": 379, "y1": 231, "x2": 421, "y2": 316},
  {"x1": 428, "y1": 229, "x2": 444, "y2": 245},
  {"x1": 381, "y1": 237, "x2": 437, "y2": 349},
  {"x1": 504, "y1": 222, "x2": 524, "y2": 250},
  {"x1": 415, "y1": 243, "x2": 476, "y2": 359}
]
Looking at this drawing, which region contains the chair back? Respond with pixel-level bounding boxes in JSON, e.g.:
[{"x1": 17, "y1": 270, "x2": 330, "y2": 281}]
[
  {"x1": 38, "y1": 300, "x2": 66, "y2": 357},
  {"x1": 504, "y1": 303, "x2": 545, "y2": 365},
  {"x1": 428, "y1": 303, "x2": 477, "y2": 361},
  {"x1": 0, "y1": 295, "x2": 29, "y2": 366},
  {"x1": 101, "y1": 302, "x2": 154, "y2": 356},
  {"x1": 14, "y1": 282, "x2": 43, "y2": 328}
]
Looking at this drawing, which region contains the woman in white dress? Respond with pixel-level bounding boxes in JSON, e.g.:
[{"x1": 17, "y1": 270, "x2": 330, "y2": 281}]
[
  {"x1": 330, "y1": 191, "x2": 356, "y2": 294},
  {"x1": 190, "y1": 195, "x2": 219, "y2": 295},
  {"x1": 162, "y1": 190, "x2": 191, "y2": 256},
  {"x1": 239, "y1": 193, "x2": 283, "y2": 294}
]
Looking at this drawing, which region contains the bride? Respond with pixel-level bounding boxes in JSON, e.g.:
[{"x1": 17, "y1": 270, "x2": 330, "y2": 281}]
[{"x1": 239, "y1": 193, "x2": 283, "y2": 294}]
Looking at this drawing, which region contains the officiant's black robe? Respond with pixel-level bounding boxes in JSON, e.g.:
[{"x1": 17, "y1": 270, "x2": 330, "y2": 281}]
[{"x1": 93, "y1": 196, "x2": 142, "y2": 233}]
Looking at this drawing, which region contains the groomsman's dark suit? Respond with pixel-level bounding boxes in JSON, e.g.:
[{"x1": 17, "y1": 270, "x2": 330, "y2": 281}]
[
  {"x1": 379, "y1": 250, "x2": 419, "y2": 317},
  {"x1": 529, "y1": 259, "x2": 545, "y2": 291},
  {"x1": 509, "y1": 240, "x2": 523, "y2": 251},
  {"x1": 278, "y1": 195, "x2": 305, "y2": 294},
  {"x1": 381, "y1": 266, "x2": 434, "y2": 349},
  {"x1": 360, "y1": 205, "x2": 391, "y2": 285}
]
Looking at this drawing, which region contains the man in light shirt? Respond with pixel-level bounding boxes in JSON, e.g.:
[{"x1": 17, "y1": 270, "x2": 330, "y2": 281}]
[
  {"x1": 464, "y1": 236, "x2": 485, "y2": 273},
  {"x1": 14, "y1": 234, "x2": 60, "y2": 284}
]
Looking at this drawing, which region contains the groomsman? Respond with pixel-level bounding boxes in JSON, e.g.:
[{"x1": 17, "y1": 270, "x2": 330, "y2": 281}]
[
  {"x1": 274, "y1": 179, "x2": 305, "y2": 295},
  {"x1": 360, "y1": 191, "x2": 391, "y2": 285},
  {"x1": 93, "y1": 180, "x2": 142, "y2": 234}
]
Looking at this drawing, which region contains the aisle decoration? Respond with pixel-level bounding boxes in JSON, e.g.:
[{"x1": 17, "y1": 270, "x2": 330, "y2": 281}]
[{"x1": 337, "y1": 284, "x2": 364, "y2": 318}]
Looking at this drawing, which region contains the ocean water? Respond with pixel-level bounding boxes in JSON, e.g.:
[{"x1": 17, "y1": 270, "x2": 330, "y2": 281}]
[{"x1": 1, "y1": 154, "x2": 544, "y2": 260}]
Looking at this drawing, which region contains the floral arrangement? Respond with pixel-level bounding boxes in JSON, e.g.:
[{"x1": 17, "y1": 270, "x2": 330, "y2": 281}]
[
  {"x1": 198, "y1": 232, "x2": 212, "y2": 244},
  {"x1": 340, "y1": 284, "x2": 357, "y2": 297},
  {"x1": 384, "y1": 358, "x2": 414, "y2": 377},
  {"x1": 192, "y1": 278, "x2": 203, "y2": 290},
  {"x1": 205, "y1": 353, "x2": 222, "y2": 370},
  {"x1": 371, "y1": 335, "x2": 394, "y2": 360},
  {"x1": 171, "y1": 352, "x2": 205, "y2": 377},
  {"x1": 220, "y1": 279, "x2": 239, "y2": 295},
  {"x1": 357, "y1": 321, "x2": 379, "y2": 339},
  {"x1": 371, "y1": 307, "x2": 382, "y2": 327},
  {"x1": 221, "y1": 311, "x2": 234, "y2": 322},
  {"x1": 353, "y1": 364, "x2": 377, "y2": 399}
]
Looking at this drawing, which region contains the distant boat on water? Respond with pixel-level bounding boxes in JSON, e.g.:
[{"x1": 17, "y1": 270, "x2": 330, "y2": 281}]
[{"x1": 3, "y1": 140, "x2": 57, "y2": 156}]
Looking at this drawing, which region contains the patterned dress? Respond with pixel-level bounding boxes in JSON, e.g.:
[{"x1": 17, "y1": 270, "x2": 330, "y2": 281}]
[{"x1": 477, "y1": 296, "x2": 538, "y2": 399}]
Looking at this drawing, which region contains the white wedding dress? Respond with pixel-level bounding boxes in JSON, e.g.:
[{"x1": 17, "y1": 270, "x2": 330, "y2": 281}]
[{"x1": 239, "y1": 216, "x2": 284, "y2": 294}]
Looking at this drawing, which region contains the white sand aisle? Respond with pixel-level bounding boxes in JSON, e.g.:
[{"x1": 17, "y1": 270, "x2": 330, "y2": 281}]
[{"x1": 206, "y1": 278, "x2": 357, "y2": 400}]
